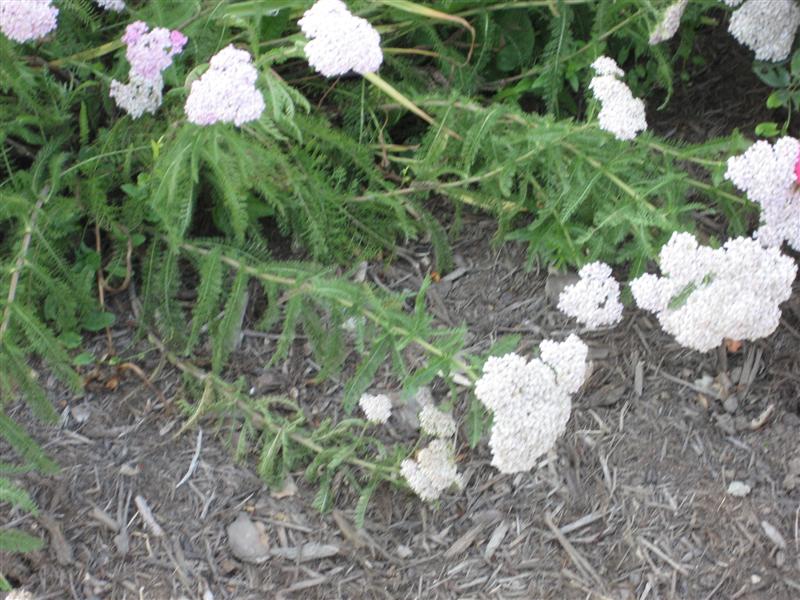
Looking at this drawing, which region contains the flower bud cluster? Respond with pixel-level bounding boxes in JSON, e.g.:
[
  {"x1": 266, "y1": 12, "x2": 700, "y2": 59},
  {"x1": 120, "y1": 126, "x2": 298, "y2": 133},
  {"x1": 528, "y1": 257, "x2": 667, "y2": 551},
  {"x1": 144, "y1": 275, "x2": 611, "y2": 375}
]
[
  {"x1": 631, "y1": 232, "x2": 797, "y2": 352},
  {"x1": 589, "y1": 56, "x2": 647, "y2": 141},
  {"x1": 400, "y1": 439, "x2": 464, "y2": 502},
  {"x1": 727, "y1": 0, "x2": 800, "y2": 61},
  {"x1": 298, "y1": 0, "x2": 383, "y2": 78},
  {"x1": 110, "y1": 21, "x2": 187, "y2": 119},
  {"x1": 184, "y1": 45, "x2": 266, "y2": 126},
  {"x1": 649, "y1": 0, "x2": 689, "y2": 45},
  {"x1": 418, "y1": 403, "x2": 457, "y2": 438},
  {"x1": 557, "y1": 262, "x2": 624, "y2": 330},
  {"x1": 0, "y1": 0, "x2": 58, "y2": 43},
  {"x1": 725, "y1": 137, "x2": 800, "y2": 250},
  {"x1": 474, "y1": 335, "x2": 587, "y2": 474},
  {"x1": 358, "y1": 393, "x2": 392, "y2": 424}
]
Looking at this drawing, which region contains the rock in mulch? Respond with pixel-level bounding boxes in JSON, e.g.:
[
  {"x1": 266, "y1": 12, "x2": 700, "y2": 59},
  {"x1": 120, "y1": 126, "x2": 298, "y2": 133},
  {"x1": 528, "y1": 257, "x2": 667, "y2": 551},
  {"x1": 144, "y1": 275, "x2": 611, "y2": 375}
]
[{"x1": 227, "y1": 513, "x2": 271, "y2": 564}]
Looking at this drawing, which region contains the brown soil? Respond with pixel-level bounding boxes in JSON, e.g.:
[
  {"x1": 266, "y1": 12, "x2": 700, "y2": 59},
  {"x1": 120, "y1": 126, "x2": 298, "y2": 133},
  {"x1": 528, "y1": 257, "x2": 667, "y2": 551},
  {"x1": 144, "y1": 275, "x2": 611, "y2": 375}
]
[{"x1": 4, "y1": 215, "x2": 800, "y2": 599}]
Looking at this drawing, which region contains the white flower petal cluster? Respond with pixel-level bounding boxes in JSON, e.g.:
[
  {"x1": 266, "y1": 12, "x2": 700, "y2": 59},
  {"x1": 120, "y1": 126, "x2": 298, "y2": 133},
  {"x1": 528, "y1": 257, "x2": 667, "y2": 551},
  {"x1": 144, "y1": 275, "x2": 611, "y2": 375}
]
[
  {"x1": 109, "y1": 75, "x2": 162, "y2": 119},
  {"x1": 299, "y1": 0, "x2": 383, "y2": 78},
  {"x1": 474, "y1": 335, "x2": 587, "y2": 474},
  {"x1": 418, "y1": 403, "x2": 457, "y2": 438},
  {"x1": 721, "y1": 0, "x2": 744, "y2": 6},
  {"x1": 110, "y1": 21, "x2": 186, "y2": 119},
  {"x1": 95, "y1": 0, "x2": 125, "y2": 12},
  {"x1": 589, "y1": 56, "x2": 647, "y2": 141},
  {"x1": 358, "y1": 393, "x2": 392, "y2": 424},
  {"x1": 0, "y1": 0, "x2": 58, "y2": 43},
  {"x1": 631, "y1": 232, "x2": 797, "y2": 352},
  {"x1": 185, "y1": 45, "x2": 266, "y2": 127},
  {"x1": 649, "y1": 0, "x2": 689, "y2": 45},
  {"x1": 557, "y1": 262, "x2": 624, "y2": 330},
  {"x1": 727, "y1": 0, "x2": 800, "y2": 61},
  {"x1": 401, "y1": 439, "x2": 463, "y2": 501},
  {"x1": 725, "y1": 136, "x2": 800, "y2": 250}
]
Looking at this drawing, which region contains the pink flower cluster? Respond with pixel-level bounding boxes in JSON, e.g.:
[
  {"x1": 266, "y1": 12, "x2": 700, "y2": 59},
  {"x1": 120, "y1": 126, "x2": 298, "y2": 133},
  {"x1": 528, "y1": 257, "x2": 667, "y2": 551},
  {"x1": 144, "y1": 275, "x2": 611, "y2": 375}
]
[
  {"x1": 0, "y1": 0, "x2": 58, "y2": 43},
  {"x1": 184, "y1": 45, "x2": 265, "y2": 127},
  {"x1": 122, "y1": 21, "x2": 187, "y2": 82},
  {"x1": 110, "y1": 21, "x2": 187, "y2": 119}
]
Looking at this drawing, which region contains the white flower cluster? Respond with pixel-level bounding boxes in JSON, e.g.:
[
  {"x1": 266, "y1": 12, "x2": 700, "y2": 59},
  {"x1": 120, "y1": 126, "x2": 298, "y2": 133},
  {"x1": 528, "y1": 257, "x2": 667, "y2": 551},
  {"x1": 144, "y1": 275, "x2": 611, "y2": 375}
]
[
  {"x1": 6, "y1": 591, "x2": 33, "y2": 600},
  {"x1": 589, "y1": 56, "x2": 647, "y2": 141},
  {"x1": 0, "y1": 0, "x2": 58, "y2": 43},
  {"x1": 725, "y1": 136, "x2": 800, "y2": 250},
  {"x1": 109, "y1": 78, "x2": 163, "y2": 120},
  {"x1": 474, "y1": 335, "x2": 587, "y2": 474},
  {"x1": 649, "y1": 0, "x2": 689, "y2": 45},
  {"x1": 418, "y1": 403, "x2": 457, "y2": 438},
  {"x1": 298, "y1": 0, "x2": 383, "y2": 78},
  {"x1": 557, "y1": 262, "x2": 624, "y2": 330},
  {"x1": 727, "y1": 0, "x2": 800, "y2": 61},
  {"x1": 110, "y1": 21, "x2": 187, "y2": 119},
  {"x1": 358, "y1": 393, "x2": 392, "y2": 424},
  {"x1": 185, "y1": 45, "x2": 266, "y2": 126},
  {"x1": 95, "y1": 0, "x2": 125, "y2": 11},
  {"x1": 400, "y1": 439, "x2": 463, "y2": 502},
  {"x1": 631, "y1": 232, "x2": 797, "y2": 352}
]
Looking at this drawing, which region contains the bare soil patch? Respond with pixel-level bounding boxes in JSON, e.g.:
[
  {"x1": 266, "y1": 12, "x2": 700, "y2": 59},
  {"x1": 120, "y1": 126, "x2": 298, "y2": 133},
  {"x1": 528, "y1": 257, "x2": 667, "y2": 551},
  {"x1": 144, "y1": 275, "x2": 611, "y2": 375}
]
[{"x1": 3, "y1": 210, "x2": 800, "y2": 599}]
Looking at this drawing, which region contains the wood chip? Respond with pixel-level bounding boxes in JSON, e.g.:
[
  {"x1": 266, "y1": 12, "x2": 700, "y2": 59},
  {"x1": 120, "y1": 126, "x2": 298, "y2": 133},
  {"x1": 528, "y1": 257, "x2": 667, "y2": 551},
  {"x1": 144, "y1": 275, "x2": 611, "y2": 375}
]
[
  {"x1": 270, "y1": 542, "x2": 339, "y2": 562},
  {"x1": 444, "y1": 523, "x2": 486, "y2": 559},
  {"x1": 89, "y1": 506, "x2": 120, "y2": 532},
  {"x1": 484, "y1": 520, "x2": 508, "y2": 560},
  {"x1": 38, "y1": 513, "x2": 73, "y2": 565},
  {"x1": 134, "y1": 495, "x2": 165, "y2": 537},
  {"x1": 761, "y1": 520, "x2": 787, "y2": 550}
]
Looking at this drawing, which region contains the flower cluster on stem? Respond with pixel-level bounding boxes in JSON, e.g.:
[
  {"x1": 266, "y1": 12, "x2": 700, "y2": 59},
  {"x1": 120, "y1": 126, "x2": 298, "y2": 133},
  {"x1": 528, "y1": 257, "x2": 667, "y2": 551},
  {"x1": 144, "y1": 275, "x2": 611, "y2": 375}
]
[
  {"x1": 725, "y1": 136, "x2": 800, "y2": 250},
  {"x1": 298, "y1": 0, "x2": 383, "y2": 78},
  {"x1": 109, "y1": 21, "x2": 187, "y2": 119},
  {"x1": 631, "y1": 232, "x2": 797, "y2": 352},
  {"x1": 184, "y1": 45, "x2": 265, "y2": 126},
  {"x1": 557, "y1": 262, "x2": 624, "y2": 330},
  {"x1": 588, "y1": 56, "x2": 647, "y2": 141},
  {"x1": 0, "y1": 0, "x2": 58, "y2": 43},
  {"x1": 474, "y1": 335, "x2": 588, "y2": 474}
]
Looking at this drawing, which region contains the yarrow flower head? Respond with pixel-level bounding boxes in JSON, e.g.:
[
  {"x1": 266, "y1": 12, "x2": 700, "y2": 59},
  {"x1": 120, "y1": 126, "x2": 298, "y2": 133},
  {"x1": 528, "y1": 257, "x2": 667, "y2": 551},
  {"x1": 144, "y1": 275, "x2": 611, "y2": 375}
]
[
  {"x1": 109, "y1": 77, "x2": 162, "y2": 120},
  {"x1": 0, "y1": 0, "x2": 58, "y2": 43},
  {"x1": 631, "y1": 232, "x2": 797, "y2": 352},
  {"x1": 298, "y1": 0, "x2": 383, "y2": 78},
  {"x1": 109, "y1": 21, "x2": 186, "y2": 119},
  {"x1": 94, "y1": 0, "x2": 125, "y2": 11},
  {"x1": 184, "y1": 45, "x2": 266, "y2": 126},
  {"x1": 122, "y1": 21, "x2": 187, "y2": 82},
  {"x1": 418, "y1": 403, "x2": 457, "y2": 438},
  {"x1": 727, "y1": 0, "x2": 800, "y2": 61},
  {"x1": 473, "y1": 335, "x2": 587, "y2": 474},
  {"x1": 401, "y1": 439, "x2": 463, "y2": 501},
  {"x1": 649, "y1": 0, "x2": 689, "y2": 45},
  {"x1": 557, "y1": 262, "x2": 624, "y2": 330},
  {"x1": 724, "y1": 136, "x2": 800, "y2": 250},
  {"x1": 358, "y1": 393, "x2": 392, "y2": 424},
  {"x1": 589, "y1": 56, "x2": 647, "y2": 141}
]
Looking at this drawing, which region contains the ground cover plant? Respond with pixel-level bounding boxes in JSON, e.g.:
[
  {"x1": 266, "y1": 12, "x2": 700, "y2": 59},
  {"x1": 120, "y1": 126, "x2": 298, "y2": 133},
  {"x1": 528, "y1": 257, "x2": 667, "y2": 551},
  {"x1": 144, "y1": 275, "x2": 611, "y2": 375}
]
[{"x1": 2, "y1": 0, "x2": 800, "y2": 596}]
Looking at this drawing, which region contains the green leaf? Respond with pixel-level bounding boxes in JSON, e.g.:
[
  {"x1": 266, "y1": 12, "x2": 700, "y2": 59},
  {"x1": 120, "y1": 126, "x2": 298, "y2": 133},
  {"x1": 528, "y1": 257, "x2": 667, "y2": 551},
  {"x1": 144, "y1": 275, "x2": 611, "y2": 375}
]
[
  {"x1": 495, "y1": 10, "x2": 534, "y2": 72},
  {"x1": 755, "y1": 122, "x2": 780, "y2": 137},
  {"x1": 83, "y1": 311, "x2": 115, "y2": 332},
  {"x1": 342, "y1": 336, "x2": 391, "y2": 413},
  {"x1": 467, "y1": 394, "x2": 488, "y2": 449},
  {"x1": 72, "y1": 351, "x2": 94, "y2": 366},
  {"x1": 0, "y1": 529, "x2": 44, "y2": 553}
]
